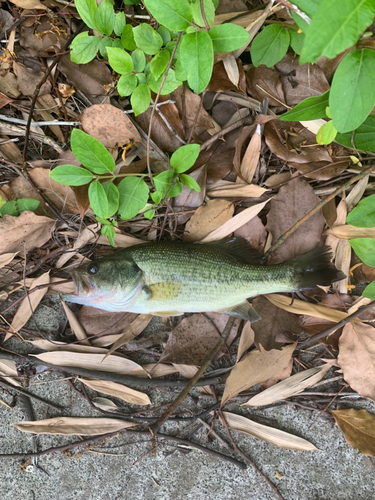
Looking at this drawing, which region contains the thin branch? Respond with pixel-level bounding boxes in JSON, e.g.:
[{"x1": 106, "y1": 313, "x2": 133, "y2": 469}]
[
  {"x1": 0, "y1": 115, "x2": 80, "y2": 127},
  {"x1": 199, "y1": 0, "x2": 210, "y2": 30},
  {"x1": 0, "y1": 379, "x2": 63, "y2": 411},
  {"x1": 200, "y1": 114, "x2": 253, "y2": 151},
  {"x1": 277, "y1": 0, "x2": 311, "y2": 24}
]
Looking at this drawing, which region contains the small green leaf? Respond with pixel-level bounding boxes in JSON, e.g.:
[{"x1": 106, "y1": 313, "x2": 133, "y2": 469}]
[
  {"x1": 130, "y1": 84, "x2": 151, "y2": 116},
  {"x1": 94, "y1": 0, "x2": 115, "y2": 36},
  {"x1": 180, "y1": 31, "x2": 213, "y2": 94},
  {"x1": 208, "y1": 24, "x2": 250, "y2": 53},
  {"x1": 158, "y1": 26, "x2": 171, "y2": 45},
  {"x1": 132, "y1": 48, "x2": 146, "y2": 72},
  {"x1": 151, "y1": 191, "x2": 162, "y2": 204},
  {"x1": 118, "y1": 177, "x2": 149, "y2": 220},
  {"x1": 148, "y1": 69, "x2": 182, "y2": 95},
  {"x1": 133, "y1": 24, "x2": 163, "y2": 55},
  {"x1": 316, "y1": 120, "x2": 337, "y2": 145},
  {"x1": 179, "y1": 174, "x2": 200, "y2": 192},
  {"x1": 49, "y1": 165, "x2": 94, "y2": 186},
  {"x1": 136, "y1": 73, "x2": 147, "y2": 85},
  {"x1": 330, "y1": 49, "x2": 375, "y2": 134},
  {"x1": 143, "y1": 0, "x2": 193, "y2": 31},
  {"x1": 107, "y1": 47, "x2": 133, "y2": 75},
  {"x1": 143, "y1": 206, "x2": 155, "y2": 220},
  {"x1": 70, "y1": 33, "x2": 99, "y2": 64},
  {"x1": 97, "y1": 37, "x2": 112, "y2": 58},
  {"x1": 336, "y1": 116, "x2": 375, "y2": 152},
  {"x1": 71, "y1": 129, "x2": 115, "y2": 173},
  {"x1": 153, "y1": 170, "x2": 182, "y2": 197},
  {"x1": 0, "y1": 199, "x2": 40, "y2": 217},
  {"x1": 300, "y1": 0, "x2": 375, "y2": 64},
  {"x1": 363, "y1": 281, "x2": 375, "y2": 299},
  {"x1": 114, "y1": 11, "x2": 126, "y2": 37},
  {"x1": 111, "y1": 38, "x2": 123, "y2": 49},
  {"x1": 250, "y1": 25, "x2": 290, "y2": 68},
  {"x1": 191, "y1": 0, "x2": 215, "y2": 27},
  {"x1": 118, "y1": 74, "x2": 138, "y2": 96},
  {"x1": 101, "y1": 224, "x2": 117, "y2": 247},
  {"x1": 89, "y1": 180, "x2": 109, "y2": 219},
  {"x1": 170, "y1": 144, "x2": 200, "y2": 173},
  {"x1": 121, "y1": 25, "x2": 137, "y2": 51},
  {"x1": 150, "y1": 49, "x2": 170, "y2": 80},
  {"x1": 75, "y1": 0, "x2": 97, "y2": 30},
  {"x1": 289, "y1": 29, "x2": 304, "y2": 55},
  {"x1": 346, "y1": 194, "x2": 375, "y2": 228},
  {"x1": 102, "y1": 181, "x2": 119, "y2": 217},
  {"x1": 350, "y1": 238, "x2": 375, "y2": 267},
  {"x1": 279, "y1": 90, "x2": 329, "y2": 121}
]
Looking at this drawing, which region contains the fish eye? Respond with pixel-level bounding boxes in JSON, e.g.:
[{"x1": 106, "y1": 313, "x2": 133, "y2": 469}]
[{"x1": 87, "y1": 265, "x2": 98, "y2": 274}]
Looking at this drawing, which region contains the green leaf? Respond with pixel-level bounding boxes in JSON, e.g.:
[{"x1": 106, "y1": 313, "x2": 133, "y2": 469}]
[
  {"x1": 0, "y1": 201, "x2": 18, "y2": 217},
  {"x1": 49, "y1": 165, "x2": 94, "y2": 186},
  {"x1": 174, "y1": 58, "x2": 187, "y2": 81},
  {"x1": 111, "y1": 38, "x2": 123, "y2": 49},
  {"x1": 148, "y1": 69, "x2": 182, "y2": 95},
  {"x1": 94, "y1": 0, "x2": 115, "y2": 36},
  {"x1": 153, "y1": 170, "x2": 181, "y2": 197},
  {"x1": 346, "y1": 194, "x2": 375, "y2": 228},
  {"x1": 118, "y1": 177, "x2": 149, "y2": 220},
  {"x1": 143, "y1": 206, "x2": 155, "y2": 220},
  {"x1": 118, "y1": 74, "x2": 138, "y2": 96},
  {"x1": 170, "y1": 144, "x2": 200, "y2": 173},
  {"x1": 151, "y1": 191, "x2": 162, "y2": 204},
  {"x1": 336, "y1": 116, "x2": 375, "y2": 152},
  {"x1": 180, "y1": 31, "x2": 213, "y2": 94},
  {"x1": 75, "y1": 0, "x2": 97, "y2": 30},
  {"x1": 102, "y1": 181, "x2": 119, "y2": 217},
  {"x1": 101, "y1": 224, "x2": 117, "y2": 247},
  {"x1": 250, "y1": 25, "x2": 290, "y2": 68},
  {"x1": 107, "y1": 47, "x2": 133, "y2": 75},
  {"x1": 289, "y1": 29, "x2": 304, "y2": 55},
  {"x1": 114, "y1": 11, "x2": 126, "y2": 37},
  {"x1": 0, "y1": 199, "x2": 40, "y2": 217},
  {"x1": 350, "y1": 238, "x2": 375, "y2": 267},
  {"x1": 136, "y1": 73, "x2": 147, "y2": 85},
  {"x1": 316, "y1": 120, "x2": 337, "y2": 145},
  {"x1": 330, "y1": 49, "x2": 375, "y2": 134},
  {"x1": 132, "y1": 48, "x2": 146, "y2": 72},
  {"x1": 158, "y1": 26, "x2": 171, "y2": 45},
  {"x1": 179, "y1": 174, "x2": 200, "y2": 192},
  {"x1": 300, "y1": 0, "x2": 375, "y2": 64},
  {"x1": 363, "y1": 281, "x2": 375, "y2": 299},
  {"x1": 191, "y1": 0, "x2": 215, "y2": 27},
  {"x1": 208, "y1": 24, "x2": 250, "y2": 53},
  {"x1": 121, "y1": 25, "x2": 137, "y2": 51},
  {"x1": 130, "y1": 84, "x2": 151, "y2": 116},
  {"x1": 279, "y1": 90, "x2": 329, "y2": 121},
  {"x1": 97, "y1": 37, "x2": 112, "y2": 58},
  {"x1": 133, "y1": 24, "x2": 163, "y2": 56},
  {"x1": 143, "y1": 0, "x2": 193, "y2": 31},
  {"x1": 71, "y1": 129, "x2": 115, "y2": 173},
  {"x1": 89, "y1": 180, "x2": 109, "y2": 219},
  {"x1": 70, "y1": 33, "x2": 99, "y2": 64},
  {"x1": 150, "y1": 49, "x2": 170, "y2": 80}
]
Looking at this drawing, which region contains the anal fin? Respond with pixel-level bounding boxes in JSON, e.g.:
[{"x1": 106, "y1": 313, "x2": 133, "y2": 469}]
[{"x1": 221, "y1": 302, "x2": 261, "y2": 323}]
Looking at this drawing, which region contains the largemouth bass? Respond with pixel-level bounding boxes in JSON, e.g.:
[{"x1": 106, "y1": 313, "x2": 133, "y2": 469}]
[{"x1": 64, "y1": 239, "x2": 345, "y2": 321}]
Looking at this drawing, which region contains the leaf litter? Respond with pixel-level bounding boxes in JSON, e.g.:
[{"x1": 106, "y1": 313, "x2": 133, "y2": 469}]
[{"x1": 0, "y1": 0, "x2": 375, "y2": 487}]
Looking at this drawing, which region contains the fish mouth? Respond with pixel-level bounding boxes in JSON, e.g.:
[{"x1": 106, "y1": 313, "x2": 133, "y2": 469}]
[{"x1": 69, "y1": 270, "x2": 91, "y2": 297}]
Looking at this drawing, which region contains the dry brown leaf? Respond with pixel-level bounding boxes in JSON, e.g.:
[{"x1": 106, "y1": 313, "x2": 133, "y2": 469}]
[
  {"x1": 61, "y1": 301, "x2": 90, "y2": 346},
  {"x1": 143, "y1": 363, "x2": 178, "y2": 378},
  {"x1": 35, "y1": 94, "x2": 64, "y2": 142},
  {"x1": 205, "y1": 312, "x2": 240, "y2": 348},
  {"x1": 239, "y1": 132, "x2": 262, "y2": 184},
  {"x1": 183, "y1": 200, "x2": 234, "y2": 242},
  {"x1": 173, "y1": 165, "x2": 207, "y2": 225},
  {"x1": 207, "y1": 180, "x2": 267, "y2": 198},
  {"x1": 201, "y1": 199, "x2": 270, "y2": 243},
  {"x1": 326, "y1": 225, "x2": 375, "y2": 240},
  {"x1": 0, "y1": 72, "x2": 20, "y2": 99},
  {"x1": 331, "y1": 409, "x2": 375, "y2": 457},
  {"x1": 264, "y1": 172, "x2": 291, "y2": 188},
  {"x1": 56, "y1": 224, "x2": 100, "y2": 268},
  {"x1": 6, "y1": 271, "x2": 50, "y2": 340},
  {"x1": 104, "y1": 314, "x2": 153, "y2": 359},
  {"x1": 0, "y1": 360, "x2": 21, "y2": 387},
  {"x1": 251, "y1": 296, "x2": 301, "y2": 351},
  {"x1": 266, "y1": 176, "x2": 325, "y2": 263},
  {"x1": 0, "y1": 253, "x2": 17, "y2": 268},
  {"x1": 237, "y1": 322, "x2": 255, "y2": 361},
  {"x1": 80, "y1": 378, "x2": 150, "y2": 406},
  {"x1": 223, "y1": 411, "x2": 318, "y2": 451},
  {"x1": 9, "y1": 0, "x2": 47, "y2": 10},
  {"x1": 173, "y1": 363, "x2": 212, "y2": 394},
  {"x1": 29, "y1": 339, "x2": 112, "y2": 355},
  {"x1": 13, "y1": 417, "x2": 135, "y2": 436},
  {"x1": 159, "y1": 314, "x2": 220, "y2": 365},
  {"x1": 346, "y1": 175, "x2": 369, "y2": 212},
  {"x1": 20, "y1": 19, "x2": 67, "y2": 58},
  {"x1": 246, "y1": 66, "x2": 286, "y2": 107},
  {"x1": 222, "y1": 343, "x2": 296, "y2": 404},
  {"x1": 233, "y1": 215, "x2": 267, "y2": 253},
  {"x1": 207, "y1": 59, "x2": 246, "y2": 93},
  {"x1": 13, "y1": 62, "x2": 51, "y2": 96},
  {"x1": 333, "y1": 239, "x2": 351, "y2": 294},
  {"x1": 245, "y1": 364, "x2": 331, "y2": 407},
  {"x1": 81, "y1": 104, "x2": 141, "y2": 148},
  {"x1": 338, "y1": 323, "x2": 375, "y2": 401},
  {"x1": 31, "y1": 351, "x2": 148, "y2": 378},
  {"x1": 92, "y1": 397, "x2": 119, "y2": 411},
  {"x1": 0, "y1": 212, "x2": 54, "y2": 257}
]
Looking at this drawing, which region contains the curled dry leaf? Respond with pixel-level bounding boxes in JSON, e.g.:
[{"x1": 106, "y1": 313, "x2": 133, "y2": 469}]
[
  {"x1": 0, "y1": 360, "x2": 21, "y2": 387},
  {"x1": 326, "y1": 225, "x2": 375, "y2": 240},
  {"x1": 104, "y1": 314, "x2": 153, "y2": 359},
  {"x1": 201, "y1": 199, "x2": 270, "y2": 243},
  {"x1": 237, "y1": 322, "x2": 255, "y2": 361},
  {"x1": 239, "y1": 132, "x2": 262, "y2": 184},
  {"x1": 331, "y1": 409, "x2": 375, "y2": 457},
  {"x1": 13, "y1": 417, "x2": 135, "y2": 436},
  {"x1": 338, "y1": 323, "x2": 375, "y2": 401},
  {"x1": 31, "y1": 351, "x2": 148, "y2": 378},
  {"x1": 221, "y1": 343, "x2": 296, "y2": 404},
  {"x1": 93, "y1": 397, "x2": 119, "y2": 411},
  {"x1": 0, "y1": 253, "x2": 17, "y2": 268},
  {"x1": 245, "y1": 364, "x2": 331, "y2": 407},
  {"x1": 61, "y1": 301, "x2": 90, "y2": 346},
  {"x1": 0, "y1": 212, "x2": 54, "y2": 257},
  {"x1": 206, "y1": 180, "x2": 267, "y2": 198},
  {"x1": 143, "y1": 363, "x2": 178, "y2": 378},
  {"x1": 223, "y1": 411, "x2": 318, "y2": 451},
  {"x1": 81, "y1": 104, "x2": 141, "y2": 148},
  {"x1": 56, "y1": 224, "x2": 100, "y2": 268},
  {"x1": 183, "y1": 200, "x2": 234, "y2": 242},
  {"x1": 333, "y1": 239, "x2": 351, "y2": 294},
  {"x1": 80, "y1": 378, "x2": 151, "y2": 406}
]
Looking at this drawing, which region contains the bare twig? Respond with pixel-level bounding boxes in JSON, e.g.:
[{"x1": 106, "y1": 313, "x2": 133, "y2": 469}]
[
  {"x1": 199, "y1": 0, "x2": 210, "y2": 30},
  {"x1": 277, "y1": 0, "x2": 311, "y2": 24},
  {"x1": 200, "y1": 115, "x2": 253, "y2": 151},
  {"x1": 0, "y1": 379, "x2": 63, "y2": 411}
]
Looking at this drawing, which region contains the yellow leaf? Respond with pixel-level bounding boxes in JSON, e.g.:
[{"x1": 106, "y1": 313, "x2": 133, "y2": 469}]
[{"x1": 331, "y1": 409, "x2": 375, "y2": 457}]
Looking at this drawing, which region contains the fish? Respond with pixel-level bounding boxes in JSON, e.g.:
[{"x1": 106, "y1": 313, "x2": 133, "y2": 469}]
[{"x1": 63, "y1": 238, "x2": 345, "y2": 322}]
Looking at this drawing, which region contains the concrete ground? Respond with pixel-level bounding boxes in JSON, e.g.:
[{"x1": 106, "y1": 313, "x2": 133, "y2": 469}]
[{"x1": 1, "y1": 297, "x2": 375, "y2": 500}]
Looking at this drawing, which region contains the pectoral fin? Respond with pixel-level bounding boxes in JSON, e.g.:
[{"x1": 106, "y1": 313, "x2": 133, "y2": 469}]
[
  {"x1": 221, "y1": 302, "x2": 261, "y2": 323},
  {"x1": 147, "y1": 282, "x2": 182, "y2": 301}
]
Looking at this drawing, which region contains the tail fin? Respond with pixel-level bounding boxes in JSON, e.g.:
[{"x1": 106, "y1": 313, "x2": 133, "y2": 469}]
[{"x1": 287, "y1": 246, "x2": 346, "y2": 291}]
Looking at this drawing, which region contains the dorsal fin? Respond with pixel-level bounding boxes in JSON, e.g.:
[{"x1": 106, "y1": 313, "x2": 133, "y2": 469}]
[{"x1": 201, "y1": 237, "x2": 265, "y2": 265}]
